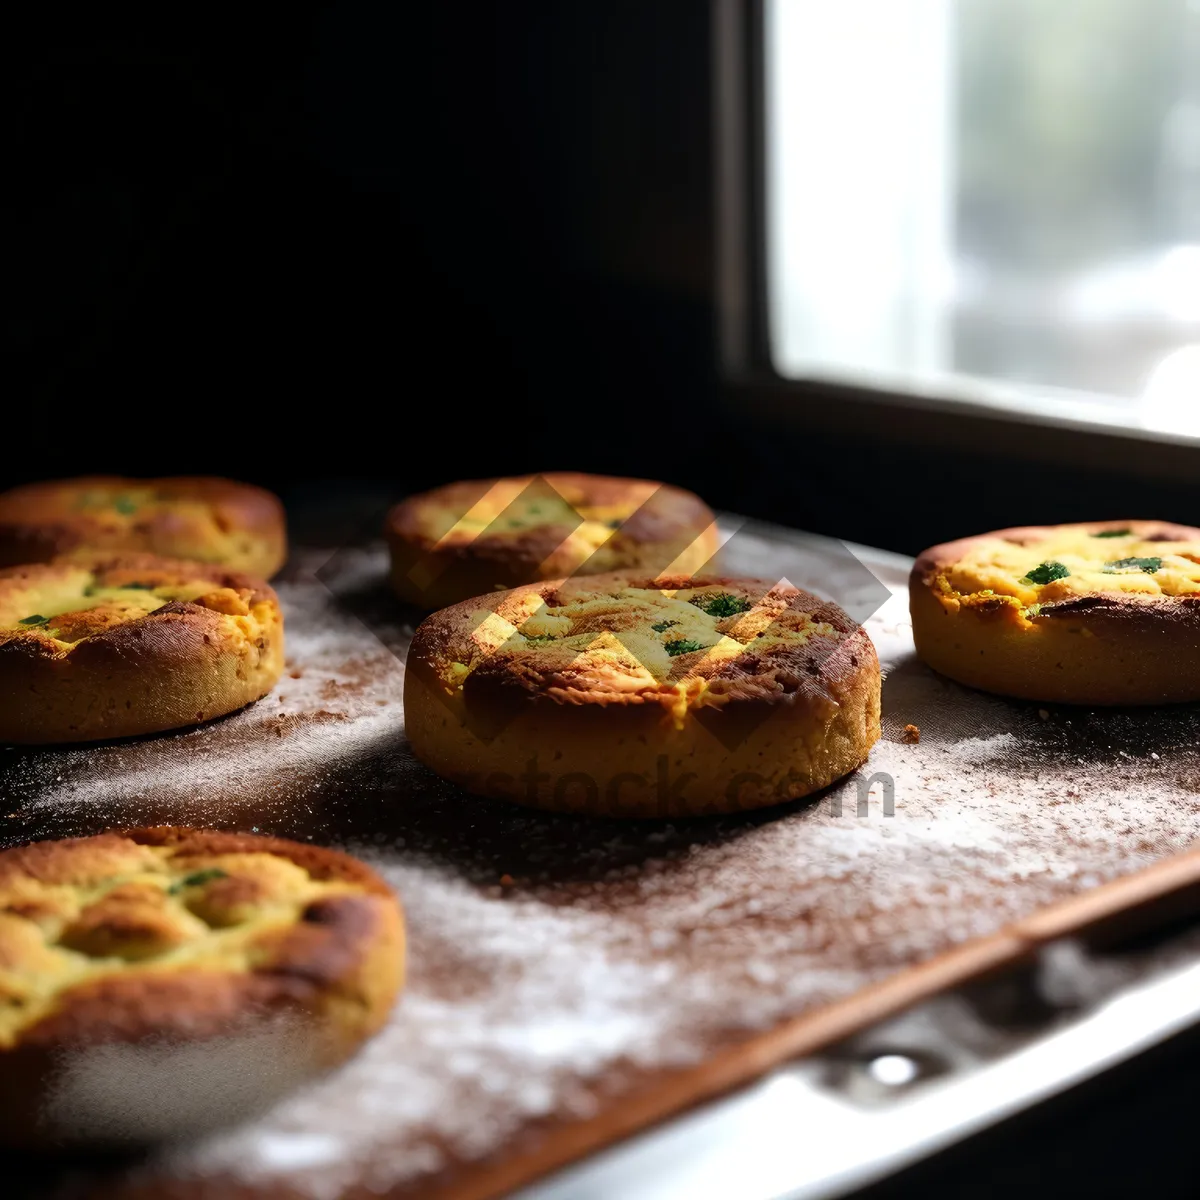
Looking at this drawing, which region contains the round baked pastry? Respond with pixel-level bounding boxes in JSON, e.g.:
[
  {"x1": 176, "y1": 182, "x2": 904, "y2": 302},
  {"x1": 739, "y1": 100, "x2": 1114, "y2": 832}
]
[
  {"x1": 0, "y1": 553, "x2": 284, "y2": 743},
  {"x1": 0, "y1": 826, "x2": 404, "y2": 1146},
  {"x1": 385, "y1": 472, "x2": 720, "y2": 610},
  {"x1": 0, "y1": 476, "x2": 287, "y2": 577},
  {"x1": 910, "y1": 520, "x2": 1200, "y2": 705},
  {"x1": 404, "y1": 572, "x2": 881, "y2": 817}
]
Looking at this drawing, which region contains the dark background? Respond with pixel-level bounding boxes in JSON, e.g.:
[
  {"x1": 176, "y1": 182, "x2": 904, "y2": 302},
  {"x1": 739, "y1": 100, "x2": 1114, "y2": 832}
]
[
  {"x1": 5, "y1": 5, "x2": 728, "y2": 525},
  {"x1": 8, "y1": 3, "x2": 1199, "y2": 554},
  {"x1": 5, "y1": 5, "x2": 1200, "y2": 1196}
]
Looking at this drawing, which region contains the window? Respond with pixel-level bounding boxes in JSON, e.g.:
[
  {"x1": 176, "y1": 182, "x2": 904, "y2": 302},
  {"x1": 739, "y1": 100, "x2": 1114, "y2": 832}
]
[{"x1": 765, "y1": 0, "x2": 1200, "y2": 438}]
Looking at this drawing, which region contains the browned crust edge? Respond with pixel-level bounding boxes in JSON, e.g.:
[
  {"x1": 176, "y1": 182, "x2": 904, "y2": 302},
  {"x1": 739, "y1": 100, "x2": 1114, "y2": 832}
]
[
  {"x1": 0, "y1": 827, "x2": 394, "y2": 897},
  {"x1": 909, "y1": 522, "x2": 1200, "y2": 704},
  {"x1": 912, "y1": 519, "x2": 1200, "y2": 573},
  {"x1": 913, "y1": 519, "x2": 1200, "y2": 582},
  {"x1": 0, "y1": 476, "x2": 287, "y2": 576},
  {"x1": 385, "y1": 472, "x2": 712, "y2": 544},
  {"x1": 912, "y1": 520, "x2": 1200, "y2": 632},
  {"x1": 0, "y1": 829, "x2": 404, "y2": 1148},
  {"x1": 384, "y1": 473, "x2": 718, "y2": 607},
  {"x1": 0, "y1": 553, "x2": 278, "y2": 612},
  {"x1": 404, "y1": 572, "x2": 880, "y2": 816},
  {"x1": 409, "y1": 572, "x2": 867, "y2": 713},
  {"x1": 0, "y1": 555, "x2": 283, "y2": 743}
]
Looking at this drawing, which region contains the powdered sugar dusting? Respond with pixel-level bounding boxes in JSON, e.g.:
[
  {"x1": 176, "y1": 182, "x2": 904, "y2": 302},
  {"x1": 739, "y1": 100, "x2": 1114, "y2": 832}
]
[{"x1": 7, "y1": 540, "x2": 1200, "y2": 1199}]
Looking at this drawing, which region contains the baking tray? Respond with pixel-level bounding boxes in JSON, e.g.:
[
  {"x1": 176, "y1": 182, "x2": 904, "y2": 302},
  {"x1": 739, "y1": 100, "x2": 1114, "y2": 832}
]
[
  {"x1": 517, "y1": 846, "x2": 1200, "y2": 1200},
  {"x1": 4, "y1": 514, "x2": 1200, "y2": 1199}
]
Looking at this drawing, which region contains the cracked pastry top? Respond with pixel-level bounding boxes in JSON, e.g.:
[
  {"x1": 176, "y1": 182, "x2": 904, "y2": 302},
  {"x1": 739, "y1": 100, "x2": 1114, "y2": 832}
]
[
  {"x1": 0, "y1": 476, "x2": 287, "y2": 578},
  {"x1": 416, "y1": 575, "x2": 859, "y2": 711},
  {"x1": 385, "y1": 472, "x2": 720, "y2": 609},
  {"x1": 405, "y1": 572, "x2": 881, "y2": 817},
  {"x1": 0, "y1": 827, "x2": 404, "y2": 1145},
  {"x1": 0, "y1": 553, "x2": 284, "y2": 743}
]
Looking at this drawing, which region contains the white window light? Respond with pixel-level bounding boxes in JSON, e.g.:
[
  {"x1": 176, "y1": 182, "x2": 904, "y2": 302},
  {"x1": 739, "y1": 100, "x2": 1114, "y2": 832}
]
[{"x1": 766, "y1": 0, "x2": 1200, "y2": 440}]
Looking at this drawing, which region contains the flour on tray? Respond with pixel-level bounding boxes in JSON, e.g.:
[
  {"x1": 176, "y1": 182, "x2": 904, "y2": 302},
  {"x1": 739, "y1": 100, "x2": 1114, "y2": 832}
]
[{"x1": 5, "y1": 542, "x2": 1200, "y2": 1199}]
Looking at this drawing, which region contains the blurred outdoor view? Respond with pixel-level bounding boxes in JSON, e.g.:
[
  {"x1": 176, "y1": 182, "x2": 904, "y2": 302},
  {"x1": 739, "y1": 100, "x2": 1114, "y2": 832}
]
[{"x1": 767, "y1": 0, "x2": 1200, "y2": 435}]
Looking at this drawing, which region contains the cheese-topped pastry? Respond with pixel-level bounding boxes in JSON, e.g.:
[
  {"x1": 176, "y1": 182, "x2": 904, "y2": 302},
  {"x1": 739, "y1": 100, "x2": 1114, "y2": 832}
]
[
  {"x1": 0, "y1": 476, "x2": 287, "y2": 577},
  {"x1": 0, "y1": 827, "x2": 404, "y2": 1146},
  {"x1": 910, "y1": 520, "x2": 1200, "y2": 704},
  {"x1": 385, "y1": 473, "x2": 719, "y2": 609},
  {"x1": 0, "y1": 553, "x2": 284, "y2": 743},
  {"x1": 405, "y1": 572, "x2": 881, "y2": 817}
]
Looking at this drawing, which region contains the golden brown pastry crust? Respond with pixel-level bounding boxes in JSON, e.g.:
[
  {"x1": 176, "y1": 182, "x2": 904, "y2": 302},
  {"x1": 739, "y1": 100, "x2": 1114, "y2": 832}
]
[
  {"x1": 910, "y1": 519, "x2": 1200, "y2": 704},
  {"x1": 0, "y1": 827, "x2": 405, "y2": 1146},
  {"x1": 385, "y1": 472, "x2": 720, "y2": 609},
  {"x1": 0, "y1": 553, "x2": 284, "y2": 743},
  {"x1": 0, "y1": 476, "x2": 287, "y2": 578},
  {"x1": 404, "y1": 572, "x2": 881, "y2": 817}
]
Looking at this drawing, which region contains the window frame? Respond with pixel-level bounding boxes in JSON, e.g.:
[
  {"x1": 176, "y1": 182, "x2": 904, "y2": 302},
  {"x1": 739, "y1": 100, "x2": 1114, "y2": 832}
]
[{"x1": 713, "y1": 0, "x2": 1200, "y2": 486}]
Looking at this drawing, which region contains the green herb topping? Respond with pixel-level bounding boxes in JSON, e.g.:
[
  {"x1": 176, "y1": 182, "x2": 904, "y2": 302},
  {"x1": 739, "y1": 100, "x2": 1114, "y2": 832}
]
[
  {"x1": 651, "y1": 620, "x2": 678, "y2": 633},
  {"x1": 1091, "y1": 529, "x2": 1131, "y2": 538},
  {"x1": 1103, "y1": 556, "x2": 1162, "y2": 574},
  {"x1": 690, "y1": 593, "x2": 752, "y2": 619},
  {"x1": 1021, "y1": 562, "x2": 1071, "y2": 586},
  {"x1": 168, "y1": 868, "x2": 228, "y2": 894},
  {"x1": 18, "y1": 614, "x2": 48, "y2": 625},
  {"x1": 665, "y1": 638, "x2": 707, "y2": 657}
]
